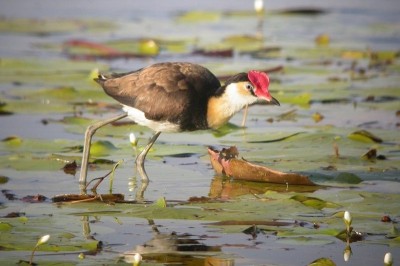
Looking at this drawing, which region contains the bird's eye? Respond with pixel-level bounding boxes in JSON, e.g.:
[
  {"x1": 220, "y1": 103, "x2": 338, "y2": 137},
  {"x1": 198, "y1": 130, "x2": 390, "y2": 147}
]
[{"x1": 245, "y1": 83, "x2": 254, "y2": 91}]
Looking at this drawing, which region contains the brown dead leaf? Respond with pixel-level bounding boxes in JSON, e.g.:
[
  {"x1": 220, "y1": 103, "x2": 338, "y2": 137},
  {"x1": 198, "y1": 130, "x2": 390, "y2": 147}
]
[
  {"x1": 21, "y1": 194, "x2": 47, "y2": 203},
  {"x1": 4, "y1": 212, "x2": 25, "y2": 218},
  {"x1": 208, "y1": 147, "x2": 316, "y2": 185},
  {"x1": 52, "y1": 193, "x2": 124, "y2": 203}
]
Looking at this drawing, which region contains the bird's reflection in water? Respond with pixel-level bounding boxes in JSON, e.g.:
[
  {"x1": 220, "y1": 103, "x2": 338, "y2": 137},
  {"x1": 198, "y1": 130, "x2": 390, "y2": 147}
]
[
  {"x1": 127, "y1": 165, "x2": 150, "y2": 202},
  {"x1": 124, "y1": 221, "x2": 233, "y2": 266}
]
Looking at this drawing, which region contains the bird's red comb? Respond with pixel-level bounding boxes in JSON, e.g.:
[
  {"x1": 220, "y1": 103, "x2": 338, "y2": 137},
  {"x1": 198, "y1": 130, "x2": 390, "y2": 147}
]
[
  {"x1": 248, "y1": 70, "x2": 271, "y2": 100},
  {"x1": 248, "y1": 70, "x2": 270, "y2": 92}
]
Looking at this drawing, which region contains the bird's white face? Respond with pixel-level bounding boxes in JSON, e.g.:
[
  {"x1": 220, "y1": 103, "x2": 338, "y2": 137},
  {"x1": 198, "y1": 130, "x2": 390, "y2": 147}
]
[{"x1": 225, "y1": 82, "x2": 259, "y2": 108}]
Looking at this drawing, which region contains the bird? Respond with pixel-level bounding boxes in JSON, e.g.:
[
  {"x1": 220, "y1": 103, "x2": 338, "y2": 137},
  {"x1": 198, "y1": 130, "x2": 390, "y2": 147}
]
[{"x1": 79, "y1": 62, "x2": 280, "y2": 184}]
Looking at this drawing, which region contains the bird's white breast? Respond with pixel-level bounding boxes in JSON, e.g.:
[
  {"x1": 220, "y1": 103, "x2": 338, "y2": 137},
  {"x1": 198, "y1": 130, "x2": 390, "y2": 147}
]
[{"x1": 122, "y1": 106, "x2": 181, "y2": 133}]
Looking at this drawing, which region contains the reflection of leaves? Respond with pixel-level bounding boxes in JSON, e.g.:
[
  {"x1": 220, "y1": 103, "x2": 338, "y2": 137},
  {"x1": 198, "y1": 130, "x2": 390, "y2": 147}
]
[
  {"x1": 276, "y1": 236, "x2": 334, "y2": 246},
  {"x1": 62, "y1": 160, "x2": 78, "y2": 175}
]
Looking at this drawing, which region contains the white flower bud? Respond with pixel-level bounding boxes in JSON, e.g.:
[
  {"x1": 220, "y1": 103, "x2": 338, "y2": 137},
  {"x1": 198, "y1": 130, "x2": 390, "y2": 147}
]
[
  {"x1": 254, "y1": 0, "x2": 264, "y2": 14},
  {"x1": 38, "y1": 234, "x2": 50, "y2": 245},
  {"x1": 384, "y1": 252, "x2": 393, "y2": 266},
  {"x1": 133, "y1": 253, "x2": 142, "y2": 266},
  {"x1": 344, "y1": 211, "x2": 352, "y2": 228},
  {"x1": 129, "y1": 133, "x2": 138, "y2": 147}
]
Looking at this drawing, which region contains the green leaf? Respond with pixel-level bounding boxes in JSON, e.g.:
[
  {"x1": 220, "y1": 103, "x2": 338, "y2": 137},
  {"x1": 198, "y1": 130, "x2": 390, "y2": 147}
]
[
  {"x1": 176, "y1": 11, "x2": 220, "y2": 23},
  {"x1": 308, "y1": 257, "x2": 336, "y2": 266},
  {"x1": 0, "y1": 222, "x2": 12, "y2": 232},
  {"x1": 347, "y1": 130, "x2": 383, "y2": 143},
  {"x1": 152, "y1": 197, "x2": 167, "y2": 208},
  {"x1": 89, "y1": 140, "x2": 117, "y2": 156},
  {"x1": 332, "y1": 173, "x2": 363, "y2": 184}
]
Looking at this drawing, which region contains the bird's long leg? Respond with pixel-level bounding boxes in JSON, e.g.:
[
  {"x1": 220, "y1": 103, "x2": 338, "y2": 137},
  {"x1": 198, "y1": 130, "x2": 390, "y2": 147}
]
[
  {"x1": 241, "y1": 104, "x2": 249, "y2": 127},
  {"x1": 79, "y1": 113, "x2": 128, "y2": 186},
  {"x1": 136, "y1": 131, "x2": 161, "y2": 169}
]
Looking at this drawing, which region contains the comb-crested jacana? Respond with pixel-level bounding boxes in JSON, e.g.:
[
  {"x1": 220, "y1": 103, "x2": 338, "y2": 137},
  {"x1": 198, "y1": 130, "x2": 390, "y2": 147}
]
[{"x1": 79, "y1": 62, "x2": 279, "y2": 184}]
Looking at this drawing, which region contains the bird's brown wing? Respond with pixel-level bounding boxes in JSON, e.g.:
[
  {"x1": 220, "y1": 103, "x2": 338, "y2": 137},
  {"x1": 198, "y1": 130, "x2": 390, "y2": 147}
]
[{"x1": 97, "y1": 62, "x2": 221, "y2": 122}]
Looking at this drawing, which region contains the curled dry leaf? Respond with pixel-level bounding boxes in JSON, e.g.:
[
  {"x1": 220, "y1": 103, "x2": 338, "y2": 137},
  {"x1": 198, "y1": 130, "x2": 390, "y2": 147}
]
[
  {"x1": 21, "y1": 194, "x2": 47, "y2": 203},
  {"x1": 207, "y1": 147, "x2": 316, "y2": 185}
]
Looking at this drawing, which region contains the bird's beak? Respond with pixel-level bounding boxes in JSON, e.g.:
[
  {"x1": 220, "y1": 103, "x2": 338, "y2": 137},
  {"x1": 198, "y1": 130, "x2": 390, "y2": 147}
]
[{"x1": 270, "y1": 96, "x2": 280, "y2": 106}]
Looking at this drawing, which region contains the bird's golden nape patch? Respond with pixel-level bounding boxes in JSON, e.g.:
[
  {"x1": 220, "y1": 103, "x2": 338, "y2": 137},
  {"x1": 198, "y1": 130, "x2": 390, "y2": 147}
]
[
  {"x1": 235, "y1": 81, "x2": 255, "y2": 97},
  {"x1": 207, "y1": 82, "x2": 259, "y2": 129}
]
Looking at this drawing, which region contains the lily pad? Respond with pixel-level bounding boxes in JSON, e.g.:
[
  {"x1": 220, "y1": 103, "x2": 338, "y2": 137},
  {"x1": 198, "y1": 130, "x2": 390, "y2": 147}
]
[
  {"x1": 0, "y1": 18, "x2": 117, "y2": 35},
  {"x1": 347, "y1": 130, "x2": 383, "y2": 143},
  {"x1": 332, "y1": 173, "x2": 363, "y2": 184},
  {"x1": 176, "y1": 11, "x2": 220, "y2": 23}
]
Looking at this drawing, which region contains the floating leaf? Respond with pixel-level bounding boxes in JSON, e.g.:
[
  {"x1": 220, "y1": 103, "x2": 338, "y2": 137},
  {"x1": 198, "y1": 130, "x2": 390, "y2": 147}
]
[
  {"x1": 63, "y1": 39, "x2": 160, "y2": 59},
  {"x1": 138, "y1": 39, "x2": 159, "y2": 56},
  {"x1": 312, "y1": 112, "x2": 324, "y2": 122},
  {"x1": 308, "y1": 257, "x2": 336, "y2": 266},
  {"x1": 153, "y1": 197, "x2": 167, "y2": 208},
  {"x1": 2, "y1": 135, "x2": 22, "y2": 145},
  {"x1": 275, "y1": 92, "x2": 311, "y2": 106},
  {"x1": 89, "y1": 140, "x2": 117, "y2": 156},
  {"x1": 0, "y1": 175, "x2": 10, "y2": 185},
  {"x1": 176, "y1": 11, "x2": 220, "y2": 23},
  {"x1": 0, "y1": 58, "x2": 109, "y2": 88},
  {"x1": 315, "y1": 34, "x2": 330, "y2": 46},
  {"x1": 0, "y1": 18, "x2": 117, "y2": 35},
  {"x1": 347, "y1": 130, "x2": 383, "y2": 143},
  {"x1": 0, "y1": 222, "x2": 12, "y2": 232},
  {"x1": 291, "y1": 195, "x2": 341, "y2": 210},
  {"x1": 332, "y1": 173, "x2": 363, "y2": 184}
]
